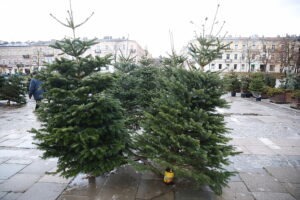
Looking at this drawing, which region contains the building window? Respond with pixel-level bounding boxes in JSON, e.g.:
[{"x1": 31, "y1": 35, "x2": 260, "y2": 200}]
[
  {"x1": 211, "y1": 63, "x2": 215, "y2": 70},
  {"x1": 226, "y1": 54, "x2": 230, "y2": 59},
  {"x1": 252, "y1": 54, "x2": 255, "y2": 59},
  {"x1": 234, "y1": 44, "x2": 238, "y2": 49},
  {"x1": 269, "y1": 65, "x2": 275, "y2": 71},
  {"x1": 226, "y1": 64, "x2": 230, "y2": 68},
  {"x1": 219, "y1": 64, "x2": 222, "y2": 69},
  {"x1": 251, "y1": 64, "x2": 255, "y2": 71},
  {"x1": 243, "y1": 44, "x2": 246, "y2": 48},
  {"x1": 234, "y1": 64, "x2": 237, "y2": 70},
  {"x1": 241, "y1": 54, "x2": 245, "y2": 60},
  {"x1": 241, "y1": 64, "x2": 245, "y2": 70},
  {"x1": 272, "y1": 45, "x2": 275, "y2": 50},
  {"x1": 234, "y1": 54, "x2": 238, "y2": 59}
]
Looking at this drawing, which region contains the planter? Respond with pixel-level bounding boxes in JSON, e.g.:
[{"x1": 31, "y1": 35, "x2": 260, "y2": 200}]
[
  {"x1": 261, "y1": 93, "x2": 268, "y2": 99},
  {"x1": 246, "y1": 93, "x2": 252, "y2": 98},
  {"x1": 285, "y1": 92, "x2": 293, "y2": 103},
  {"x1": 290, "y1": 97, "x2": 300, "y2": 110},
  {"x1": 231, "y1": 91, "x2": 236, "y2": 97},
  {"x1": 269, "y1": 93, "x2": 287, "y2": 104}
]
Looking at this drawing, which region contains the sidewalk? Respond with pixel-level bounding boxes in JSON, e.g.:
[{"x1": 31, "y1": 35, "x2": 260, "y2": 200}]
[{"x1": 0, "y1": 96, "x2": 299, "y2": 200}]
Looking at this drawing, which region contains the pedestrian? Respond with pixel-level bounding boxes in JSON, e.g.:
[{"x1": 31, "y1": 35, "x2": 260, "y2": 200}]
[{"x1": 29, "y1": 72, "x2": 44, "y2": 110}]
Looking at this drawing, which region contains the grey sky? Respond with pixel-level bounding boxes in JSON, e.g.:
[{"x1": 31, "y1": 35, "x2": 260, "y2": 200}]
[{"x1": 1, "y1": 0, "x2": 300, "y2": 57}]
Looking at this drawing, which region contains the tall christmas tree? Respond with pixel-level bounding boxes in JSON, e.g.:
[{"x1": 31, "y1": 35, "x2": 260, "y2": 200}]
[
  {"x1": 132, "y1": 5, "x2": 238, "y2": 195},
  {"x1": 31, "y1": 1, "x2": 128, "y2": 181}
]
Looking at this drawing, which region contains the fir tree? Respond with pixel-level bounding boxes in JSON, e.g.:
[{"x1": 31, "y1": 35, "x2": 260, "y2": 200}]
[
  {"x1": 0, "y1": 75, "x2": 26, "y2": 105},
  {"x1": 31, "y1": 1, "x2": 128, "y2": 181},
  {"x1": 189, "y1": 5, "x2": 229, "y2": 71},
  {"x1": 132, "y1": 5, "x2": 238, "y2": 195},
  {"x1": 133, "y1": 68, "x2": 237, "y2": 195}
]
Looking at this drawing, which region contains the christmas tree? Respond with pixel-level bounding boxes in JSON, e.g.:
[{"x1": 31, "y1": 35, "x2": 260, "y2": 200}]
[
  {"x1": 31, "y1": 2, "x2": 128, "y2": 180},
  {"x1": 0, "y1": 75, "x2": 27, "y2": 105},
  {"x1": 132, "y1": 6, "x2": 238, "y2": 195}
]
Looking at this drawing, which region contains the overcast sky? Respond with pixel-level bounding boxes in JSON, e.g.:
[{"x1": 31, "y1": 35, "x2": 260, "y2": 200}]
[{"x1": 1, "y1": 0, "x2": 300, "y2": 57}]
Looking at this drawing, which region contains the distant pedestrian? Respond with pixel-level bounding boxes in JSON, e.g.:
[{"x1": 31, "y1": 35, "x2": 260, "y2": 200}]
[{"x1": 29, "y1": 72, "x2": 44, "y2": 110}]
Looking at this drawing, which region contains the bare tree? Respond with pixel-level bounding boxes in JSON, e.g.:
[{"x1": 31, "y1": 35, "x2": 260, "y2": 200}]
[
  {"x1": 276, "y1": 36, "x2": 299, "y2": 74},
  {"x1": 243, "y1": 38, "x2": 259, "y2": 72}
]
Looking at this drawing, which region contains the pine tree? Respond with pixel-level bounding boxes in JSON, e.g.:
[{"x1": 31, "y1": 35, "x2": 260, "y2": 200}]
[
  {"x1": 31, "y1": 1, "x2": 128, "y2": 180},
  {"x1": 0, "y1": 75, "x2": 26, "y2": 105}
]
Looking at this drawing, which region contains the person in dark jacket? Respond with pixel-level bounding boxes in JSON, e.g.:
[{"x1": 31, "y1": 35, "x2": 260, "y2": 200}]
[{"x1": 29, "y1": 73, "x2": 44, "y2": 110}]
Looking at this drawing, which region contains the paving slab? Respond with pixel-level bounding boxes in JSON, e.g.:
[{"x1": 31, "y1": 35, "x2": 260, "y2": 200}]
[
  {"x1": 0, "y1": 140, "x2": 25, "y2": 147},
  {"x1": 152, "y1": 191, "x2": 174, "y2": 200},
  {"x1": 5, "y1": 159, "x2": 33, "y2": 165},
  {"x1": 274, "y1": 147, "x2": 300, "y2": 156},
  {"x1": 19, "y1": 159, "x2": 57, "y2": 175},
  {"x1": 57, "y1": 195, "x2": 89, "y2": 200},
  {"x1": 1, "y1": 192, "x2": 22, "y2": 200},
  {"x1": 217, "y1": 182, "x2": 253, "y2": 200},
  {"x1": 16, "y1": 182, "x2": 67, "y2": 200},
  {"x1": 96, "y1": 165, "x2": 140, "y2": 200},
  {"x1": 136, "y1": 180, "x2": 172, "y2": 199},
  {"x1": 0, "y1": 174, "x2": 40, "y2": 192},
  {"x1": 175, "y1": 189, "x2": 216, "y2": 200},
  {"x1": 282, "y1": 183, "x2": 300, "y2": 200},
  {"x1": 39, "y1": 174, "x2": 72, "y2": 184},
  {"x1": 0, "y1": 164, "x2": 27, "y2": 179},
  {"x1": 270, "y1": 139, "x2": 300, "y2": 147},
  {"x1": 63, "y1": 174, "x2": 107, "y2": 197},
  {"x1": 228, "y1": 138, "x2": 265, "y2": 146},
  {"x1": 252, "y1": 192, "x2": 296, "y2": 200},
  {"x1": 240, "y1": 172, "x2": 286, "y2": 193},
  {"x1": 0, "y1": 192, "x2": 7, "y2": 198},
  {"x1": 245, "y1": 145, "x2": 276, "y2": 155},
  {"x1": 265, "y1": 167, "x2": 300, "y2": 184}
]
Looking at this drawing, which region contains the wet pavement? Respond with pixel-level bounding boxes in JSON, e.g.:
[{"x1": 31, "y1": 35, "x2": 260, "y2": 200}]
[{"x1": 0, "y1": 95, "x2": 300, "y2": 200}]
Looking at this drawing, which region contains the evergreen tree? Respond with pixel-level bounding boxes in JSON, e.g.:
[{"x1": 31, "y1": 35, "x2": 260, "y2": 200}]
[
  {"x1": 31, "y1": 2, "x2": 128, "y2": 180},
  {"x1": 223, "y1": 71, "x2": 241, "y2": 93},
  {"x1": 114, "y1": 65, "x2": 161, "y2": 130},
  {"x1": 133, "y1": 68, "x2": 237, "y2": 195},
  {"x1": 0, "y1": 75, "x2": 27, "y2": 105},
  {"x1": 132, "y1": 6, "x2": 238, "y2": 195},
  {"x1": 188, "y1": 5, "x2": 229, "y2": 71}
]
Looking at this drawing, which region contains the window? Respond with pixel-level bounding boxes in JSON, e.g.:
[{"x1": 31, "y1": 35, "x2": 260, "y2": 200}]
[
  {"x1": 234, "y1": 64, "x2": 237, "y2": 70},
  {"x1": 234, "y1": 44, "x2": 238, "y2": 49},
  {"x1": 219, "y1": 64, "x2": 222, "y2": 69},
  {"x1": 272, "y1": 45, "x2": 275, "y2": 50},
  {"x1": 226, "y1": 54, "x2": 230, "y2": 59},
  {"x1": 211, "y1": 63, "x2": 215, "y2": 70},
  {"x1": 241, "y1": 64, "x2": 245, "y2": 70},
  {"x1": 226, "y1": 64, "x2": 230, "y2": 68},
  {"x1": 241, "y1": 54, "x2": 245, "y2": 60},
  {"x1": 243, "y1": 44, "x2": 246, "y2": 48},
  {"x1": 252, "y1": 54, "x2": 255, "y2": 59},
  {"x1": 234, "y1": 54, "x2": 238, "y2": 59},
  {"x1": 269, "y1": 65, "x2": 275, "y2": 71},
  {"x1": 251, "y1": 64, "x2": 255, "y2": 71},
  {"x1": 263, "y1": 45, "x2": 266, "y2": 50}
]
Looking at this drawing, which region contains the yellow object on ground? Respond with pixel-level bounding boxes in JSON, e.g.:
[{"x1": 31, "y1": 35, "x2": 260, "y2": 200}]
[{"x1": 163, "y1": 169, "x2": 174, "y2": 183}]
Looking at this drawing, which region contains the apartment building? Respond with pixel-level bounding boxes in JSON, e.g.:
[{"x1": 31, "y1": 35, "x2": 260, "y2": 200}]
[
  {"x1": 185, "y1": 35, "x2": 300, "y2": 73},
  {"x1": 0, "y1": 37, "x2": 146, "y2": 74}
]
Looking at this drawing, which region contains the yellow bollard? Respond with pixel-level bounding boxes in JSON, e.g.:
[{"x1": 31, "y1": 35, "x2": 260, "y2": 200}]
[{"x1": 163, "y1": 168, "x2": 174, "y2": 184}]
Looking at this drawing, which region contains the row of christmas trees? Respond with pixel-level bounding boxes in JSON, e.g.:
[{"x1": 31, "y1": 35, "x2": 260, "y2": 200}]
[{"x1": 2, "y1": 3, "x2": 238, "y2": 195}]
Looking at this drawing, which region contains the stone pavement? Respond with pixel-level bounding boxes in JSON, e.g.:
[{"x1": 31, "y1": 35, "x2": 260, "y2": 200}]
[{"x1": 0, "y1": 95, "x2": 300, "y2": 200}]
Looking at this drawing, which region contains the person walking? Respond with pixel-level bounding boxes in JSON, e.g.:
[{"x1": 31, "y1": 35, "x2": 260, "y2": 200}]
[{"x1": 29, "y1": 72, "x2": 44, "y2": 110}]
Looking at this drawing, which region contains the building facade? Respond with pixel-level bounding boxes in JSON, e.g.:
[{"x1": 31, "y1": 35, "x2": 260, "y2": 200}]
[
  {"x1": 0, "y1": 37, "x2": 146, "y2": 74},
  {"x1": 184, "y1": 35, "x2": 300, "y2": 73}
]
